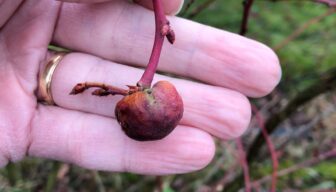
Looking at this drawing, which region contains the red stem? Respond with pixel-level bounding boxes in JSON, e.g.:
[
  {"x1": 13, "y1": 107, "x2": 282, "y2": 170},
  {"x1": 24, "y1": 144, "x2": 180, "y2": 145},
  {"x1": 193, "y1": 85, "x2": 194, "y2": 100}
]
[
  {"x1": 137, "y1": 0, "x2": 173, "y2": 89},
  {"x1": 236, "y1": 139, "x2": 251, "y2": 192},
  {"x1": 252, "y1": 104, "x2": 279, "y2": 192},
  {"x1": 252, "y1": 146, "x2": 336, "y2": 187}
]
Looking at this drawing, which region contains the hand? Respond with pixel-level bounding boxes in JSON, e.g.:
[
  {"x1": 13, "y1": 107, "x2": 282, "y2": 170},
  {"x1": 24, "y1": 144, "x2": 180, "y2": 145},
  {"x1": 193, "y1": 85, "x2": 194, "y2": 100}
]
[{"x1": 0, "y1": 0, "x2": 281, "y2": 175}]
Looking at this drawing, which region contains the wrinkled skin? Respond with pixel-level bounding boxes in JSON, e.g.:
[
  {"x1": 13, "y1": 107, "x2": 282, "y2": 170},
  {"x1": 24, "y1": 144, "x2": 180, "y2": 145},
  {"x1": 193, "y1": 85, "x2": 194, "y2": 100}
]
[{"x1": 116, "y1": 81, "x2": 183, "y2": 141}]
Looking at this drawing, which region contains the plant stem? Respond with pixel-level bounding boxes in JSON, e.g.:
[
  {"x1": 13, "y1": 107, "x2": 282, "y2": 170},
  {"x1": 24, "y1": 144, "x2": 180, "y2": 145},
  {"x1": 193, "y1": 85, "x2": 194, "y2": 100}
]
[
  {"x1": 137, "y1": 0, "x2": 174, "y2": 89},
  {"x1": 252, "y1": 104, "x2": 278, "y2": 192},
  {"x1": 273, "y1": 8, "x2": 336, "y2": 51},
  {"x1": 240, "y1": 0, "x2": 255, "y2": 35},
  {"x1": 70, "y1": 82, "x2": 129, "y2": 96},
  {"x1": 251, "y1": 146, "x2": 336, "y2": 188},
  {"x1": 236, "y1": 139, "x2": 251, "y2": 192}
]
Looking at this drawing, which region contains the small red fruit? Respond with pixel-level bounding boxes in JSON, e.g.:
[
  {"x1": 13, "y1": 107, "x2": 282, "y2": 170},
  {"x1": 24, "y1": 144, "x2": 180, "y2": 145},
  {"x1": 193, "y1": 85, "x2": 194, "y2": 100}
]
[{"x1": 115, "y1": 81, "x2": 183, "y2": 141}]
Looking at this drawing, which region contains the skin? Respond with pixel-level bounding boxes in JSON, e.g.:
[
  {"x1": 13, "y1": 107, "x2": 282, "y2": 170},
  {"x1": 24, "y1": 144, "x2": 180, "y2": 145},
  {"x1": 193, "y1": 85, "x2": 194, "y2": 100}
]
[{"x1": 0, "y1": 0, "x2": 281, "y2": 175}]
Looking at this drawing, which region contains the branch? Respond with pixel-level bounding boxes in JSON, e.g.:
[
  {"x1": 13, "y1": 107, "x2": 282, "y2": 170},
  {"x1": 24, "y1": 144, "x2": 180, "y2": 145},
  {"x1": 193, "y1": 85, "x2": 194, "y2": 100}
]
[
  {"x1": 236, "y1": 139, "x2": 251, "y2": 192},
  {"x1": 224, "y1": 68, "x2": 336, "y2": 192},
  {"x1": 273, "y1": 8, "x2": 336, "y2": 51},
  {"x1": 252, "y1": 105, "x2": 278, "y2": 192},
  {"x1": 247, "y1": 68, "x2": 336, "y2": 162},
  {"x1": 251, "y1": 147, "x2": 336, "y2": 187},
  {"x1": 240, "y1": 0, "x2": 255, "y2": 35}
]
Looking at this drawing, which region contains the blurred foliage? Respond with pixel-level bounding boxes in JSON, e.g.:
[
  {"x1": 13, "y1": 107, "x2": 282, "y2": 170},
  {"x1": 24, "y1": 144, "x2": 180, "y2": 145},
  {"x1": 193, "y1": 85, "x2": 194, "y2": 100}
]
[
  {"x1": 1, "y1": 0, "x2": 336, "y2": 191},
  {"x1": 182, "y1": 0, "x2": 336, "y2": 95}
]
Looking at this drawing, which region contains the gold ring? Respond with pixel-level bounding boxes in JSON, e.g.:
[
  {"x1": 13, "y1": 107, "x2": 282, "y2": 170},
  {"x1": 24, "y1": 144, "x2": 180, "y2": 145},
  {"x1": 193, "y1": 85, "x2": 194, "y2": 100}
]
[{"x1": 38, "y1": 53, "x2": 66, "y2": 105}]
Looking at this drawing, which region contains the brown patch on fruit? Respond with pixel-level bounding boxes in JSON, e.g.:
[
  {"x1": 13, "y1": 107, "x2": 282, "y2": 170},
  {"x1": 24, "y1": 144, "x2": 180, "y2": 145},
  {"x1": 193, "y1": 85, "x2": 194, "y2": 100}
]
[{"x1": 115, "y1": 81, "x2": 184, "y2": 141}]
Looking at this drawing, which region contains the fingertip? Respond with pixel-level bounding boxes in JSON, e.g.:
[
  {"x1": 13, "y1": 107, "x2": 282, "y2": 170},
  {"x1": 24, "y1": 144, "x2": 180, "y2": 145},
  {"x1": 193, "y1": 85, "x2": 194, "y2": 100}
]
[{"x1": 250, "y1": 43, "x2": 282, "y2": 98}]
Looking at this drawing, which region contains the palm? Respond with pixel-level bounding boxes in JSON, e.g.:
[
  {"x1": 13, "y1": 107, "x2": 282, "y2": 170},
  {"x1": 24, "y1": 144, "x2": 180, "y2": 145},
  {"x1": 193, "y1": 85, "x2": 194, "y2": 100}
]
[
  {"x1": 0, "y1": 1, "x2": 60, "y2": 167},
  {"x1": 0, "y1": 0, "x2": 281, "y2": 174}
]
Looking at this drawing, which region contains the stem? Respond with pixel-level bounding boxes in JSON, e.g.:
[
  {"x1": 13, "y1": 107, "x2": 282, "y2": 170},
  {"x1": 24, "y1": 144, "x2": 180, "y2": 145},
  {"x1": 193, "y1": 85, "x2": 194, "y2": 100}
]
[
  {"x1": 70, "y1": 82, "x2": 129, "y2": 96},
  {"x1": 236, "y1": 139, "x2": 251, "y2": 192},
  {"x1": 252, "y1": 104, "x2": 278, "y2": 192},
  {"x1": 273, "y1": 8, "x2": 336, "y2": 51},
  {"x1": 251, "y1": 146, "x2": 336, "y2": 188},
  {"x1": 137, "y1": 0, "x2": 174, "y2": 89},
  {"x1": 240, "y1": 0, "x2": 255, "y2": 36}
]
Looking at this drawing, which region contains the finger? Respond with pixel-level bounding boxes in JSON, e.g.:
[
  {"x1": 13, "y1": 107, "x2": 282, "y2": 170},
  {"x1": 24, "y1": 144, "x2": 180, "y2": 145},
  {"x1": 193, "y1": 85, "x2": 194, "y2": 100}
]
[
  {"x1": 57, "y1": 0, "x2": 184, "y2": 15},
  {"x1": 53, "y1": 0, "x2": 281, "y2": 97},
  {"x1": 48, "y1": 52, "x2": 250, "y2": 140},
  {"x1": 29, "y1": 105, "x2": 215, "y2": 175},
  {"x1": 0, "y1": 0, "x2": 23, "y2": 28},
  {"x1": 134, "y1": 0, "x2": 184, "y2": 15},
  {"x1": 1, "y1": 0, "x2": 61, "y2": 92}
]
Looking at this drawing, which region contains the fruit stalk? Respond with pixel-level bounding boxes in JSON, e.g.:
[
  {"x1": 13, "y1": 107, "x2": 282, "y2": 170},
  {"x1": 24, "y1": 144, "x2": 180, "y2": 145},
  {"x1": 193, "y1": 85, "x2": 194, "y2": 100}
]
[
  {"x1": 137, "y1": 0, "x2": 175, "y2": 89},
  {"x1": 70, "y1": 0, "x2": 183, "y2": 141}
]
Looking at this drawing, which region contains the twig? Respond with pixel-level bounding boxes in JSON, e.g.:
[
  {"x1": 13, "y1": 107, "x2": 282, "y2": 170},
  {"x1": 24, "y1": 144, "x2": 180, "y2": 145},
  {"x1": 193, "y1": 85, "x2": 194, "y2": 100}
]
[
  {"x1": 238, "y1": 2, "x2": 278, "y2": 190},
  {"x1": 236, "y1": 139, "x2": 251, "y2": 192},
  {"x1": 273, "y1": 8, "x2": 336, "y2": 51},
  {"x1": 212, "y1": 163, "x2": 241, "y2": 192},
  {"x1": 251, "y1": 147, "x2": 336, "y2": 187},
  {"x1": 240, "y1": 0, "x2": 255, "y2": 35},
  {"x1": 70, "y1": 82, "x2": 130, "y2": 96},
  {"x1": 247, "y1": 68, "x2": 336, "y2": 163},
  {"x1": 252, "y1": 105, "x2": 278, "y2": 192},
  {"x1": 225, "y1": 68, "x2": 336, "y2": 192}
]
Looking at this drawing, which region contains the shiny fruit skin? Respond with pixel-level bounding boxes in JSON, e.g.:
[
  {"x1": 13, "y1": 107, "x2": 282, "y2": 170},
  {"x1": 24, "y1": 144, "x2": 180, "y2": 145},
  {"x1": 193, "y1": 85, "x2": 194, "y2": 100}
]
[{"x1": 115, "y1": 81, "x2": 183, "y2": 141}]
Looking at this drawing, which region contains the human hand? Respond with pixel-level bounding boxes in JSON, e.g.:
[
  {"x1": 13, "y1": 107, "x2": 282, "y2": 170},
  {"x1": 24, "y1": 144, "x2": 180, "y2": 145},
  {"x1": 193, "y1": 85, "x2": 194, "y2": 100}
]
[{"x1": 0, "y1": 0, "x2": 281, "y2": 175}]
